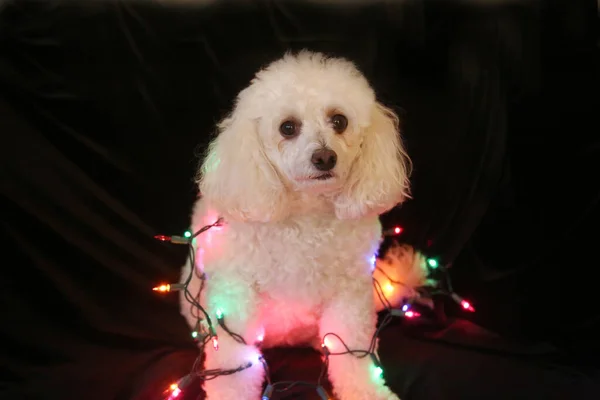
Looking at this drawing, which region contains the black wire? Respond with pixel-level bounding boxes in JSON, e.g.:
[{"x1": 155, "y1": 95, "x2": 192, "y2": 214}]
[
  {"x1": 317, "y1": 357, "x2": 329, "y2": 385},
  {"x1": 175, "y1": 223, "x2": 401, "y2": 395},
  {"x1": 322, "y1": 332, "x2": 370, "y2": 358},
  {"x1": 444, "y1": 268, "x2": 454, "y2": 293},
  {"x1": 260, "y1": 356, "x2": 272, "y2": 385},
  {"x1": 217, "y1": 318, "x2": 247, "y2": 345},
  {"x1": 163, "y1": 223, "x2": 469, "y2": 399},
  {"x1": 375, "y1": 266, "x2": 410, "y2": 287},
  {"x1": 176, "y1": 219, "x2": 258, "y2": 381},
  {"x1": 183, "y1": 217, "x2": 225, "y2": 337},
  {"x1": 273, "y1": 380, "x2": 321, "y2": 392}
]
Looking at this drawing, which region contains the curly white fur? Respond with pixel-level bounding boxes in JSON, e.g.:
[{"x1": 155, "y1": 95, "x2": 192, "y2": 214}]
[{"x1": 180, "y1": 51, "x2": 411, "y2": 400}]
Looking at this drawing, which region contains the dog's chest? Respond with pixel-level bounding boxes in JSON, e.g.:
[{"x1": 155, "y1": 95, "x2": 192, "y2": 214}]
[{"x1": 227, "y1": 215, "x2": 382, "y2": 302}]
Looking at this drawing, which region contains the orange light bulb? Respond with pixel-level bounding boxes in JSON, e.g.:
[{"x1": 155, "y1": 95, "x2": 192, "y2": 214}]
[{"x1": 152, "y1": 284, "x2": 170, "y2": 292}]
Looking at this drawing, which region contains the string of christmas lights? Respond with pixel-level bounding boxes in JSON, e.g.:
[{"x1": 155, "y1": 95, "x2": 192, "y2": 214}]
[{"x1": 153, "y1": 220, "x2": 475, "y2": 399}]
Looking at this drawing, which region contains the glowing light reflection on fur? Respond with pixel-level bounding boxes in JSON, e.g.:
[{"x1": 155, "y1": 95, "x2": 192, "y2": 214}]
[
  {"x1": 322, "y1": 337, "x2": 334, "y2": 351},
  {"x1": 372, "y1": 366, "x2": 383, "y2": 379},
  {"x1": 369, "y1": 255, "x2": 377, "y2": 270},
  {"x1": 256, "y1": 327, "x2": 265, "y2": 343},
  {"x1": 384, "y1": 282, "x2": 394, "y2": 295},
  {"x1": 251, "y1": 351, "x2": 263, "y2": 366}
]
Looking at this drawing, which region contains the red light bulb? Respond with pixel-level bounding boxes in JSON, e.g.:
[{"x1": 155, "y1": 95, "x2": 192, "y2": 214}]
[
  {"x1": 394, "y1": 227, "x2": 402, "y2": 234},
  {"x1": 451, "y1": 293, "x2": 476, "y2": 312},
  {"x1": 154, "y1": 235, "x2": 171, "y2": 242},
  {"x1": 461, "y1": 300, "x2": 475, "y2": 312},
  {"x1": 169, "y1": 387, "x2": 181, "y2": 399}
]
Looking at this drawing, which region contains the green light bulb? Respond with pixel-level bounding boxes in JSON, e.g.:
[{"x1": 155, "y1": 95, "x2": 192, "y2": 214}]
[
  {"x1": 184, "y1": 230, "x2": 192, "y2": 238},
  {"x1": 216, "y1": 309, "x2": 223, "y2": 319},
  {"x1": 427, "y1": 258, "x2": 438, "y2": 268}
]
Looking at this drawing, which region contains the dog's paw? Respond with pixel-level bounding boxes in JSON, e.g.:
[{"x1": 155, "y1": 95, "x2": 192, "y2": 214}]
[
  {"x1": 336, "y1": 384, "x2": 400, "y2": 400},
  {"x1": 202, "y1": 363, "x2": 264, "y2": 400}
]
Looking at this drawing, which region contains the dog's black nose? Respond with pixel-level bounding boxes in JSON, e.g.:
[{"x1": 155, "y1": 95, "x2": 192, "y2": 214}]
[{"x1": 311, "y1": 148, "x2": 337, "y2": 171}]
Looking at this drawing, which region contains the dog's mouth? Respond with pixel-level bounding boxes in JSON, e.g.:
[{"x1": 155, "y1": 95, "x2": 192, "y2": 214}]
[
  {"x1": 296, "y1": 172, "x2": 336, "y2": 183},
  {"x1": 311, "y1": 172, "x2": 334, "y2": 181}
]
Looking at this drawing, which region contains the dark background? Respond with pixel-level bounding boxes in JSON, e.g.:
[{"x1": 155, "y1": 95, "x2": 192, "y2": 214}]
[{"x1": 1, "y1": 0, "x2": 599, "y2": 399}]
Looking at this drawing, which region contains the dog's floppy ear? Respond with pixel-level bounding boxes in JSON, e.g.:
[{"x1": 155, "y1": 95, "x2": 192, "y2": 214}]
[
  {"x1": 334, "y1": 102, "x2": 411, "y2": 220},
  {"x1": 198, "y1": 112, "x2": 290, "y2": 223}
]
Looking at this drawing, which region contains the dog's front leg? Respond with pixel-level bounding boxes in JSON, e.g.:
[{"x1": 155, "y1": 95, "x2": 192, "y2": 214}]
[
  {"x1": 320, "y1": 282, "x2": 400, "y2": 400},
  {"x1": 202, "y1": 275, "x2": 264, "y2": 400}
]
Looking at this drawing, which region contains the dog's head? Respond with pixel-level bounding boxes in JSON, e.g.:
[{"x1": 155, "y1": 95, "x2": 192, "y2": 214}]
[{"x1": 198, "y1": 51, "x2": 411, "y2": 222}]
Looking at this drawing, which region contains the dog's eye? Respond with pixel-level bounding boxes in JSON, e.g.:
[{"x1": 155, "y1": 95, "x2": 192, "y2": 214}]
[
  {"x1": 331, "y1": 114, "x2": 348, "y2": 133},
  {"x1": 279, "y1": 120, "x2": 300, "y2": 138}
]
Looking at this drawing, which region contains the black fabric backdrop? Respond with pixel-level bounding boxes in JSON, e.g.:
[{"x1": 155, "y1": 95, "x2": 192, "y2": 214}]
[{"x1": 1, "y1": 0, "x2": 599, "y2": 399}]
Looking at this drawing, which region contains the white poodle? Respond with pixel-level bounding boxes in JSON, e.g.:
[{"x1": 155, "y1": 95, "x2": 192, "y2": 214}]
[{"x1": 180, "y1": 50, "x2": 411, "y2": 400}]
